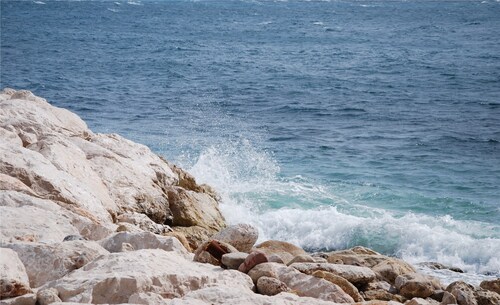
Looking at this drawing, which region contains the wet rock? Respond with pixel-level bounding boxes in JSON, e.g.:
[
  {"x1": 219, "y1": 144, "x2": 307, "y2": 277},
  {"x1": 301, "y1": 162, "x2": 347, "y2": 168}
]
[
  {"x1": 256, "y1": 276, "x2": 289, "y2": 296},
  {"x1": 221, "y1": 252, "x2": 248, "y2": 270},
  {"x1": 253, "y1": 240, "x2": 307, "y2": 265},
  {"x1": 0, "y1": 248, "x2": 31, "y2": 299},
  {"x1": 417, "y1": 262, "x2": 464, "y2": 273},
  {"x1": 211, "y1": 223, "x2": 258, "y2": 253}
]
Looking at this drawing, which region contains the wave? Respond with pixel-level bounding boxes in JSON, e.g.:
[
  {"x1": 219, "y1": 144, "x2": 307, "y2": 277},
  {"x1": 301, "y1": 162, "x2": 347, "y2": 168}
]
[{"x1": 187, "y1": 139, "x2": 500, "y2": 284}]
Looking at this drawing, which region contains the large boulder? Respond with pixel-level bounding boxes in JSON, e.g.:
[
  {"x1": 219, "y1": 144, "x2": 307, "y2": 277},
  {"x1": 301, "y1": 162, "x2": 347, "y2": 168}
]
[
  {"x1": 475, "y1": 288, "x2": 500, "y2": 305},
  {"x1": 3, "y1": 240, "x2": 109, "y2": 288},
  {"x1": 0, "y1": 248, "x2": 31, "y2": 299},
  {"x1": 372, "y1": 258, "x2": 416, "y2": 284},
  {"x1": 42, "y1": 249, "x2": 253, "y2": 303},
  {"x1": 256, "y1": 276, "x2": 290, "y2": 296},
  {"x1": 98, "y1": 232, "x2": 189, "y2": 257},
  {"x1": 289, "y1": 262, "x2": 377, "y2": 285},
  {"x1": 446, "y1": 281, "x2": 477, "y2": 305},
  {"x1": 211, "y1": 224, "x2": 258, "y2": 253},
  {"x1": 0, "y1": 89, "x2": 227, "y2": 247},
  {"x1": 253, "y1": 240, "x2": 307, "y2": 265},
  {"x1": 480, "y1": 279, "x2": 500, "y2": 294},
  {"x1": 395, "y1": 273, "x2": 442, "y2": 299}
]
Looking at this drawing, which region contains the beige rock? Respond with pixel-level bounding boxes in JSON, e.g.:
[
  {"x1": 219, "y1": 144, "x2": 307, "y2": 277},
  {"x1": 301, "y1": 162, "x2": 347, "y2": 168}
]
[
  {"x1": 446, "y1": 281, "x2": 477, "y2": 305},
  {"x1": 0, "y1": 293, "x2": 36, "y2": 305},
  {"x1": 128, "y1": 292, "x2": 170, "y2": 305},
  {"x1": 480, "y1": 279, "x2": 500, "y2": 294},
  {"x1": 372, "y1": 258, "x2": 416, "y2": 284},
  {"x1": 362, "y1": 289, "x2": 405, "y2": 303},
  {"x1": 395, "y1": 273, "x2": 442, "y2": 299},
  {"x1": 193, "y1": 240, "x2": 238, "y2": 266},
  {"x1": 327, "y1": 248, "x2": 386, "y2": 268},
  {"x1": 313, "y1": 270, "x2": 364, "y2": 302},
  {"x1": 221, "y1": 252, "x2": 248, "y2": 270},
  {"x1": 170, "y1": 286, "x2": 345, "y2": 305},
  {"x1": 4, "y1": 240, "x2": 108, "y2": 288},
  {"x1": 256, "y1": 276, "x2": 290, "y2": 296},
  {"x1": 474, "y1": 288, "x2": 500, "y2": 305},
  {"x1": 440, "y1": 291, "x2": 457, "y2": 305},
  {"x1": 211, "y1": 223, "x2": 258, "y2": 253},
  {"x1": 0, "y1": 248, "x2": 31, "y2": 298},
  {"x1": 245, "y1": 262, "x2": 354, "y2": 302},
  {"x1": 116, "y1": 222, "x2": 145, "y2": 233},
  {"x1": 274, "y1": 264, "x2": 354, "y2": 303},
  {"x1": 164, "y1": 231, "x2": 193, "y2": 252},
  {"x1": 247, "y1": 262, "x2": 281, "y2": 284},
  {"x1": 290, "y1": 262, "x2": 377, "y2": 285},
  {"x1": 268, "y1": 254, "x2": 285, "y2": 264},
  {"x1": 287, "y1": 254, "x2": 316, "y2": 266},
  {"x1": 37, "y1": 288, "x2": 62, "y2": 305},
  {"x1": 167, "y1": 187, "x2": 225, "y2": 230},
  {"x1": 98, "y1": 232, "x2": 189, "y2": 257},
  {"x1": 405, "y1": 298, "x2": 436, "y2": 305},
  {"x1": 352, "y1": 301, "x2": 404, "y2": 305},
  {"x1": 174, "y1": 225, "x2": 220, "y2": 251},
  {"x1": 116, "y1": 212, "x2": 171, "y2": 234},
  {"x1": 253, "y1": 240, "x2": 307, "y2": 265},
  {"x1": 42, "y1": 249, "x2": 253, "y2": 303}
]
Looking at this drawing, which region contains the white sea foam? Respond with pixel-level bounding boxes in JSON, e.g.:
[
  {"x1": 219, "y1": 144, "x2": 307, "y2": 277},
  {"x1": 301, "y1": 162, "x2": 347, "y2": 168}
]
[
  {"x1": 187, "y1": 140, "x2": 500, "y2": 284},
  {"x1": 33, "y1": 1, "x2": 46, "y2": 4}
]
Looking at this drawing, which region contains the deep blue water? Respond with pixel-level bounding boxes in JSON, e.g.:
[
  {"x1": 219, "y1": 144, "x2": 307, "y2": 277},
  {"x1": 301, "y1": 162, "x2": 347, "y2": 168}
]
[{"x1": 2, "y1": 0, "x2": 500, "y2": 282}]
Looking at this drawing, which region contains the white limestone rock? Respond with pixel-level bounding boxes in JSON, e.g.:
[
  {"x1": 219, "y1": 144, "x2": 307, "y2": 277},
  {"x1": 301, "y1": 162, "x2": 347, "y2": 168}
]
[
  {"x1": 169, "y1": 287, "x2": 344, "y2": 305},
  {"x1": 3, "y1": 240, "x2": 108, "y2": 288},
  {"x1": 98, "y1": 232, "x2": 189, "y2": 258},
  {"x1": 0, "y1": 191, "x2": 111, "y2": 243},
  {"x1": 0, "y1": 248, "x2": 31, "y2": 299},
  {"x1": 42, "y1": 249, "x2": 254, "y2": 303}
]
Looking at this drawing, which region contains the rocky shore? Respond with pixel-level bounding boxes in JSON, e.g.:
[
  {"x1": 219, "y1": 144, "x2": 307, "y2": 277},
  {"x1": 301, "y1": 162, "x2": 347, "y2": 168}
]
[{"x1": 0, "y1": 89, "x2": 498, "y2": 305}]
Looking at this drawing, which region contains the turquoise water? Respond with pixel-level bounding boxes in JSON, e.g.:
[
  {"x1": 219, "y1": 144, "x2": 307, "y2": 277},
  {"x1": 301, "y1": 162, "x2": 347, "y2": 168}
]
[{"x1": 1, "y1": 0, "x2": 499, "y2": 282}]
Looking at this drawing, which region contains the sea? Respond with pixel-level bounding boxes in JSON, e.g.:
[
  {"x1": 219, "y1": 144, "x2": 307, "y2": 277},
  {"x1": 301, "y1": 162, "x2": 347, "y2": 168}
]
[{"x1": 1, "y1": 0, "x2": 499, "y2": 285}]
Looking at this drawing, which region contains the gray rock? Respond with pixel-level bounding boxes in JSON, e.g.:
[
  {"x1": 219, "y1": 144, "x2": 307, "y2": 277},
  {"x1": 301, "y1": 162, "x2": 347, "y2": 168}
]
[
  {"x1": 36, "y1": 288, "x2": 62, "y2": 305},
  {"x1": 221, "y1": 252, "x2": 248, "y2": 270}
]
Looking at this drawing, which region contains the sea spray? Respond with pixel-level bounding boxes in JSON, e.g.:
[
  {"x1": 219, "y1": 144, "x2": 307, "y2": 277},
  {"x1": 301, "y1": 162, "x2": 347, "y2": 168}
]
[{"x1": 188, "y1": 140, "x2": 500, "y2": 285}]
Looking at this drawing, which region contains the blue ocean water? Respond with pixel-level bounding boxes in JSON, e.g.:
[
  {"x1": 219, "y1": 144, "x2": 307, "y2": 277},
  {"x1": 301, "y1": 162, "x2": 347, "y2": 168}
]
[{"x1": 1, "y1": 0, "x2": 499, "y2": 283}]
